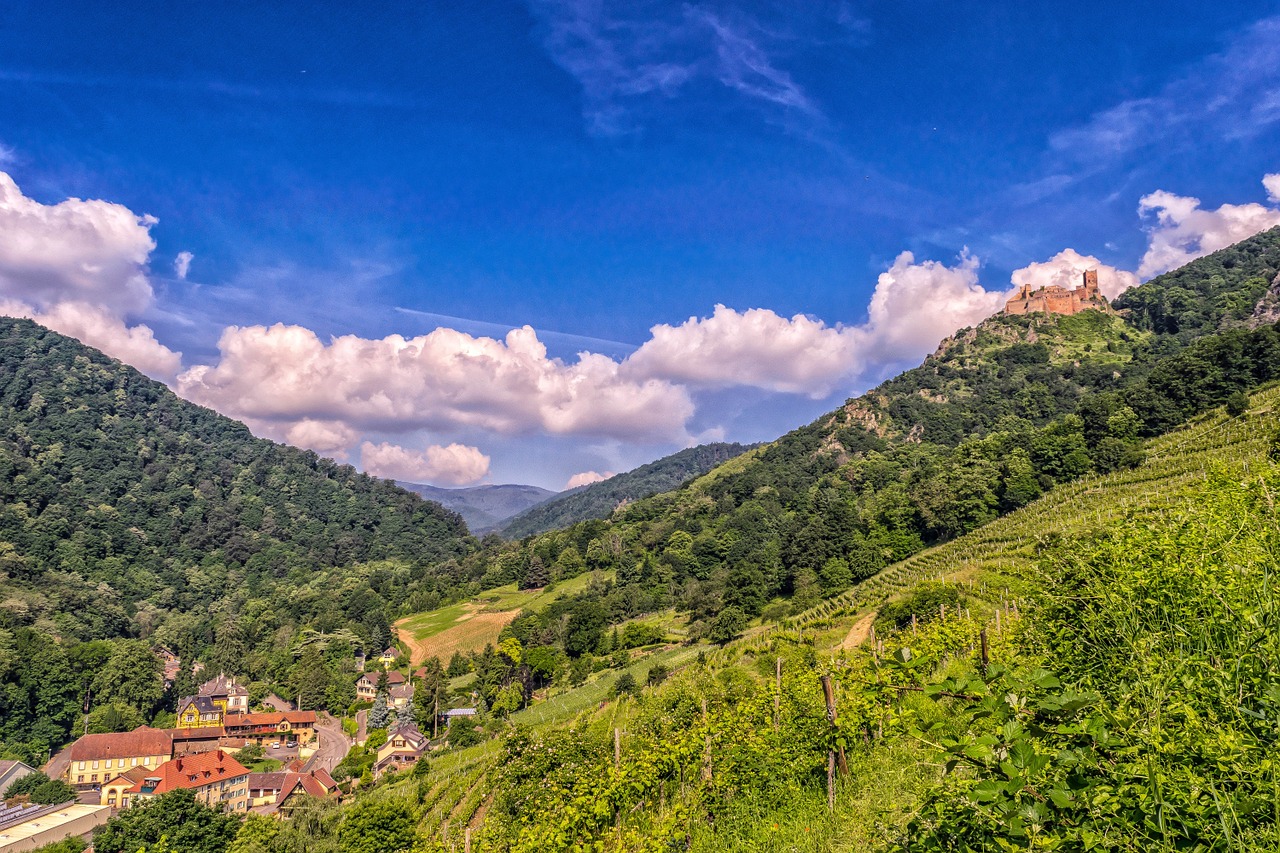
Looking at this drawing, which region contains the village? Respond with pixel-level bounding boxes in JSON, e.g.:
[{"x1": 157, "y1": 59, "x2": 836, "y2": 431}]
[{"x1": 0, "y1": 642, "x2": 477, "y2": 851}]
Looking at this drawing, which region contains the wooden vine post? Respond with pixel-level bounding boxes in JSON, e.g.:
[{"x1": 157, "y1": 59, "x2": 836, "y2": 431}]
[
  {"x1": 820, "y1": 674, "x2": 848, "y2": 812},
  {"x1": 979, "y1": 627, "x2": 989, "y2": 677},
  {"x1": 701, "y1": 698, "x2": 712, "y2": 782},
  {"x1": 773, "y1": 657, "x2": 782, "y2": 733}
]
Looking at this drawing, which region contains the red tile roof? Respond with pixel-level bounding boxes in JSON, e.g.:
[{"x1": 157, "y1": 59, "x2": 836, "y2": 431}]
[
  {"x1": 223, "y1": 711, "x2": 316, "y2": 727},
  {"x1": 66, "y1": 727, "x2": 173, "y2": 762},
  {"x1": 127, "y1": 750, "x2": 248, "y2": 795}
]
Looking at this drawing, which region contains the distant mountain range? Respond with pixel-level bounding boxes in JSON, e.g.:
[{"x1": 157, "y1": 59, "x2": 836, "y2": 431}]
[
  {"x1": 498, "y1": 442, "x2": 757, "y2": 539},
  {"x1": 396, "y1": 483, "x2": 558, "y2": 533}
]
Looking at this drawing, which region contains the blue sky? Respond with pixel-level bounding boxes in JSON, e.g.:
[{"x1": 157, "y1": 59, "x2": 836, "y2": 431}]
[{"x1": 2, "y1": 1, "x2": 1280, "y2": 490}]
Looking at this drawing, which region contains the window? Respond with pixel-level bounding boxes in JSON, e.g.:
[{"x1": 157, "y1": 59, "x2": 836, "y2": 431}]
[
  {"x1": 91, "y1": 761, "x2": 99, "y2": 770},
  {"x1": 77, "y1": 761, "x2": 85, "y2": 771},
  {"x1": 77, "y1": 775, "x2": 84, "y2": 783}
]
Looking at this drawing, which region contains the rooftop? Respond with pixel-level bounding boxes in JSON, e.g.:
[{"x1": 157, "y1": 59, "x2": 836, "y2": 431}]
[{"x1": 128, "y1": 750, "x2": 248, "y2": 796}]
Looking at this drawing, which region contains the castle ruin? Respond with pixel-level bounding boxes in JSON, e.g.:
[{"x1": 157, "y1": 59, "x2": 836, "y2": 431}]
[{"x1": 1003, "y1": 269, "x2": 1112, "y2": 316}]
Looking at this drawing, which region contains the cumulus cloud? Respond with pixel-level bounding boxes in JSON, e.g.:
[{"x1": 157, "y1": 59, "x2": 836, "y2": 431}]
[
  {"x1": 860, "y1": 251, "x2": 1007, "y2": 362},
  {"x1": 1137, "y1": 176, "x2": 1280, "y2": 277},
  {"x1": 174, "y1": 251, "x2": 193, "y2": 280},
  {"x1": 283, "y1": 419, "x2": 361, "y2": 459},
  {"x1": 625, "y1": 252, "x2": 1009, "y2": 398},
  {"x1": 176, "y1": 323, "x2": 695, "y2": 445},
  {"x1": 360, "y1": 440, "x2": 490, "y2": 486},
  {"x1": 1265, "y1": 173, "x2": 1280, "y2": 203},
  {"x1": 0, "y1": 172, "x2": 156, "y2": 314},
  {"x1": 625, "y1": 305, "x2": 862, "y2": 397},
  {"x1": 1011, "y1": 248, "x2": 1139, "y2": 300},
  {"x1": 0, "y1": 171, "x2": 181, "y2": 379},
  {"x1": 565, "y1": 470, "x2": 612, "y2": 489},
  {"x1": 0, "y1": 298, "x2": 182, "y2": 380}
]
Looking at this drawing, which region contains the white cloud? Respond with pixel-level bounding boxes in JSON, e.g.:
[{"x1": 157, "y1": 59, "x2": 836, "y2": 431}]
[
  {"x1": 0, "y1": 171, "x2": 181, "y2": 378},
  {"x1": 1011, "y1": 248, "x2": 1139, "y2": 300},
  {"x1": 174, "y1": 251, "x2": 193, "y2": 280},
  {"x1": 283, "y1": 419, "x2": 360, "y2": 459},
  {"x1": 1265, "y1": 173, "x2": 1280, "y2": 203},
  {"x1": 624, "y1": 251, "x2": 1011, "y2": 398},
  {"x1": 565, "y1": 470, "x2": 612, "y2": 489},
  {"x1": 860, "y1": 251, "x2": 1007, "y2": 361},
  {"x1": 360, "y1": 441, "x2": 490, "y2": 487},
  {"x1": 176, "y1": 322, "x2": 695, "y2": 445},
  {"x1": 624, "y1": 304, "x2": 862, "y2": 397},
  {"x1": 1137, "y1": 177, "x2": 1280, "y2": 278},
  {"x1": 0, "y1": 171, "x2": 156, "y2": 315},
  {"x1": 0, "y1": 144, "x2": 14, "y2": 167}
]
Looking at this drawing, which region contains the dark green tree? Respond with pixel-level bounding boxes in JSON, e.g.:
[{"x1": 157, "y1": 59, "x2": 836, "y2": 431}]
[{"x1": 92, "y1": 789, "x2": 241, "y2": 853}]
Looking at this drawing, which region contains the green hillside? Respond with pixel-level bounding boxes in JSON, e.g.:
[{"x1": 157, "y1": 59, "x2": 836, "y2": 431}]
[
  {"x1": 498, "y1": 442, "x2": 756, "y2": 539},
  {"x1": 0, "y1": 317, "x2": 481, "y2": 757},
  {"x1": 427, "y1": 230, "x2": 1280, "y2": 669},
  {"x1": 234, "y1": 365, "x2": 1280, "y2": 853}
]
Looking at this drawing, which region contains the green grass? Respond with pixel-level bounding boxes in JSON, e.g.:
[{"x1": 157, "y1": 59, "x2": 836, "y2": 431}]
[{"x1": 398, "y1": 571, "x2": 610, "y2": 644}]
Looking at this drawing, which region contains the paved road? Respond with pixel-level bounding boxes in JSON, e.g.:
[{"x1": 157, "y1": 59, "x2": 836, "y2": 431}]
[
  {"x1": 305, "y1": 713, "x2": 351, "y2": 775},
  {"x1": 355, "y1": 709, "x2": 368, "y2": 745},
  {"x1": 44, "y1": 746, "x2": 73, "y2": 782}
]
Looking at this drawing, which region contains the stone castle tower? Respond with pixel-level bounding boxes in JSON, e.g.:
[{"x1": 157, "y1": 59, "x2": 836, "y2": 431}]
[{"x1": 1004, "y1": 269, "x2": 1111, "y2": 316}]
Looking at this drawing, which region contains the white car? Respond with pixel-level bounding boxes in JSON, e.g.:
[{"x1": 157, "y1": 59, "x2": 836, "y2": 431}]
[{"x1": 270, "y1": 741, "x2": 281, "y2": 749}]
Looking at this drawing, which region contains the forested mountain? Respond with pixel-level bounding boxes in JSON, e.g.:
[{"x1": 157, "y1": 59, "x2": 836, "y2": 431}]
[
  {"x1": 499, "y1": 442, "x2": 755, "y2": 539},
  {"x1": 398, "y1": 483, "x2": 557, "y2": 533},
  {"x1": 455, "y1": 228, "x2": 1280, "y2": 650},
  {"x1": 0, "y1": 318, "x2": 479, "y2": 758}
]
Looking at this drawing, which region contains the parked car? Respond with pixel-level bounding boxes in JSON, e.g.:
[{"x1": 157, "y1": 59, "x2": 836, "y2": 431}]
[
  {"x1": 270, "y1": 741, "x2": 281, "y2": 749},
  {"x1": 286, "y1": 740, "x2": 298, "y2": 748}
]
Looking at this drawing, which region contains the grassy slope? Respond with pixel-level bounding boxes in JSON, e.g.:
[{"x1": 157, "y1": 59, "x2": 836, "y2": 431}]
[
  {"x1": 394, "y1": 572, "x2": 610, "y2": 664},
  {"x1": 383, "y1": 385, "x2": 1280, "y2": 850}
]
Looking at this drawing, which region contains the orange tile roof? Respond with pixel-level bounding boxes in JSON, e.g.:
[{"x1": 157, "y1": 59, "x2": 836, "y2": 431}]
[
  {"x1": 127, "y1": 750, "x2": 248, "y2": 795},
  {"x1": 223, "y1": 711, "x2": 316, "y2": 727},
  {"x1": 66, "y1": 727, "x2": 173, "y2": 762}
]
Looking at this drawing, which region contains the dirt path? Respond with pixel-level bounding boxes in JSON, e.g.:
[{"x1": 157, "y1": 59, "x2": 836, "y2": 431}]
[{"x1": 838, "y1": 611, "x2": 878, "y2": 651}]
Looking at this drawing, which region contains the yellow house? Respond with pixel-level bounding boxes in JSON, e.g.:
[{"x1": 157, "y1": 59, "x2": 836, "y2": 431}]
[
  {"x1": 64, "y1": 727, "x2": 173, "y2": 787},
  {"x1": 101, "y1": 766, "x2": 151, "y2": 808},
  {"x1": 176, "y1": 695, "x2": 227, "y2": 729}
]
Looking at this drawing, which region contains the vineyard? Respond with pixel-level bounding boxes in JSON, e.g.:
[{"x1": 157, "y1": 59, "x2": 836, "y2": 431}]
[{"x1": 356, "y1": 385, "x2": 1280, "y2": 851}]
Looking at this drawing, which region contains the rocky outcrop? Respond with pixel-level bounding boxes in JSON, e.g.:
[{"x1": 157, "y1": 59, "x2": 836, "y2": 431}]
[{"x1": 1249, "y1": 271, "x2": 1280, "y2": 328}]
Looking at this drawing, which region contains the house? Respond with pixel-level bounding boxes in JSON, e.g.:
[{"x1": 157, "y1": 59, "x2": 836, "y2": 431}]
[
  {"x1": 389, "y1": 681, "x2": 415, "y2": 711},
  {"x1": 176, "y1": 695, "x2": 226, "y2": 729},
  {"x1": 0, "y1": 760, "x2": 35, "y2": 798},
  {"x1": 377, "y1": 646, "x2": 399, "y2": 669},
  {"x1": 274, "y1": 769, "x2": 338, "y2": 813},
  {"x1": 154, "y1": 646, "x2": 181, "y2": 686},
  {"x1": 247, "y1": 769, "x2": 337, "y2": 811},
  {"x1": 100, "y1": 765, "x2": 151, "y2": 809},
  {"x1": 440, "y1": 708, "x2": 477, "y2": 726},
  {"x1": 198, "y1": 673, "x2": 250, "y2": 714},
  {"x1": 0, "y1": 801, "x2": 110, "y2": 851},
  {"x1": 222, "y1": 711, "x2": 317, "y2": 746},
  {"x1": 170, "y1": 727, "x2": 227, "y2": 757},
  {"x1": 355, "y1": 670, "x2": 405, "y2": 703},
  {"x1": 373, "y1": 721, "x2": 428, "y2": 777},
  {"x1": 126, "y1": 750, "x2": 250, "y2": 813},
  {"x1": 62, "y1": 727, "x2": 174, "y2": 788}
]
